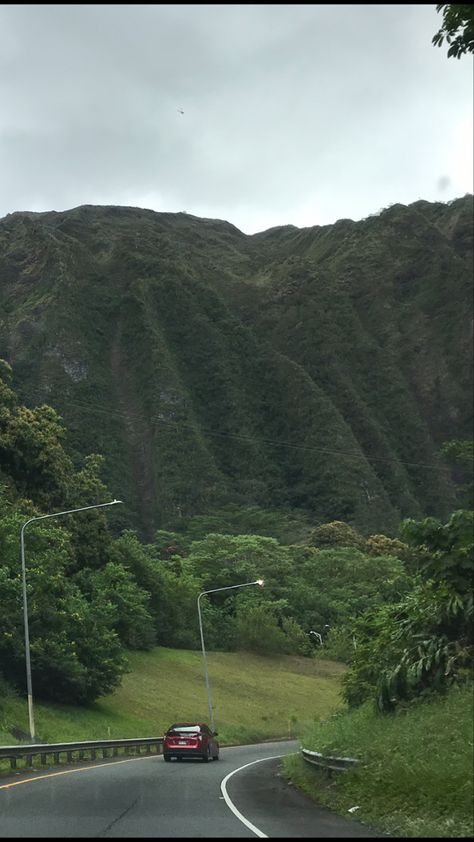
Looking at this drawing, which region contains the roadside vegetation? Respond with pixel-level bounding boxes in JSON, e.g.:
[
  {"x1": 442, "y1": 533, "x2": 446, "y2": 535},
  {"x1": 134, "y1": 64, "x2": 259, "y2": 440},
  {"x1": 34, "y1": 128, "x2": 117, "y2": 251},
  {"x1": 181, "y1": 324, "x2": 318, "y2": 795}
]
[
  {"x1": 282, "y1": 502, "x2": 474, "y2": 838},
  {"x1": 282, "y1": 682, "x2": 473, "y2": 838}
]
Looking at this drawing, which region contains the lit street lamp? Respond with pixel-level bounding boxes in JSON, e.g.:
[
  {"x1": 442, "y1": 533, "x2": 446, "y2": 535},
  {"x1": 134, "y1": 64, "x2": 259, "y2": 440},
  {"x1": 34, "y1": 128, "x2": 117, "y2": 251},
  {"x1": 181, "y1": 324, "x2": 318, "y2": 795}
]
[
  {"x1": 197, "y1": 578, "x2": 264, "y2": 733},
  {"x1": 20, "y1": 499, "x2": 123, "y2": 740}
]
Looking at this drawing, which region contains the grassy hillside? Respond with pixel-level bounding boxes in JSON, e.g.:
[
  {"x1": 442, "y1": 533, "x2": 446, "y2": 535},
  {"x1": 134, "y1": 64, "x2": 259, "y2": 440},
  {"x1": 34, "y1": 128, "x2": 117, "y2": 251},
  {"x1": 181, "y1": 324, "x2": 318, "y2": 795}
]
[
  {"x1": 0, "y1": 647, "x2": 345, "y2": 753},
  {"x1": 282, "y1": 682, "x2": 474, "y2": 838}
]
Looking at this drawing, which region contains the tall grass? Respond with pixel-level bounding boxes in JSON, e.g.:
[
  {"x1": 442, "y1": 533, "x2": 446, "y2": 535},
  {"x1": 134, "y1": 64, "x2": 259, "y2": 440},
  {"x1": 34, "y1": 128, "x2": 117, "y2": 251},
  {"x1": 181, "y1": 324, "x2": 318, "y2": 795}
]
[{"x1": 281, "y1": 683, "x2": 474, "y2": 838}]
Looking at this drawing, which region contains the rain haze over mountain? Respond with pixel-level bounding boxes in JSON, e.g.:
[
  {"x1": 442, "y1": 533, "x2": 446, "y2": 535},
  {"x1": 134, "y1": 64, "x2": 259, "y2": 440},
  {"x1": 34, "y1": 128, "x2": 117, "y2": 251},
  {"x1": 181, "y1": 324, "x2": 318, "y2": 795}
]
[{"x1": 0, "y1": 3, "x2": 472, "y2": 232}]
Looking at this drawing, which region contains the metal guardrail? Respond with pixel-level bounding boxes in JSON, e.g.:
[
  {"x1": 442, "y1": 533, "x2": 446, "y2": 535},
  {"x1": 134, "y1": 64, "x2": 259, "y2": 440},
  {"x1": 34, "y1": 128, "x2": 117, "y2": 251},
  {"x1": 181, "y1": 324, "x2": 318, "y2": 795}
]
[
  {"x1": 301, "y1": 747, "x2": 359, "y2": 777},
  {"x1": 1, "y1": 738, "x2": 357, "y2": 777},
  {"x1": 0, "y1": 737, "x2": 163, "y2": 771}
]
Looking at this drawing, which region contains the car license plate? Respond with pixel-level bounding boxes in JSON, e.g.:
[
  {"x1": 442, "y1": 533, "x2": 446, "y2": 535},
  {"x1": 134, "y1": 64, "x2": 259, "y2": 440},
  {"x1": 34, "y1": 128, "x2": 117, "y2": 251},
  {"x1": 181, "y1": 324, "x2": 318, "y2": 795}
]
[{"x1": 178, "y1": 740, "x2": 187, "y2": 745}]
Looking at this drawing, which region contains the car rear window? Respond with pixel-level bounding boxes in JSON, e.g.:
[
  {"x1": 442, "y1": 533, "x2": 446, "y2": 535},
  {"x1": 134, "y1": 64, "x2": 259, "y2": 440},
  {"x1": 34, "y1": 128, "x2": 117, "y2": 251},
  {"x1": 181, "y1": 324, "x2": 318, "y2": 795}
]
[{"x1": 170, "y1": 725, "x2": 200, "y2": 733}]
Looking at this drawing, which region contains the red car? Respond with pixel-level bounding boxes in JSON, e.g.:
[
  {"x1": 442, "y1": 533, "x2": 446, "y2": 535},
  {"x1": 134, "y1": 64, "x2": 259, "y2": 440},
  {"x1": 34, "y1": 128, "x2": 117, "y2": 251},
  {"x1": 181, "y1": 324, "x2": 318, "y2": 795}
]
[{"x1": 163, "y1": 722, "x2": 220, "y2": 762}]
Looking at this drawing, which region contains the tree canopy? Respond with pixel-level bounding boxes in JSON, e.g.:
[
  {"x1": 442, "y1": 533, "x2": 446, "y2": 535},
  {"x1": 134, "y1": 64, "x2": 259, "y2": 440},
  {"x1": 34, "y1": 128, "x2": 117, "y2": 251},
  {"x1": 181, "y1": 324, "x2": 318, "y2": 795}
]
[{"x1": 432, "y1": 4, "x2": 474, "y2": 58}]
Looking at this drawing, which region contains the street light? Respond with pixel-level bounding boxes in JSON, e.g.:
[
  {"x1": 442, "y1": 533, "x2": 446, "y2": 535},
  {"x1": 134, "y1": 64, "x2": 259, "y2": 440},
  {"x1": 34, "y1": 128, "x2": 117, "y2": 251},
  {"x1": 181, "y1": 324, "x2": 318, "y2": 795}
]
[
  {"x1": 20, "y1": 499, "x2": 123, "y2": 740},
  {"x1": 197, "y1": 578, "x2": 264, "y2": 733}
]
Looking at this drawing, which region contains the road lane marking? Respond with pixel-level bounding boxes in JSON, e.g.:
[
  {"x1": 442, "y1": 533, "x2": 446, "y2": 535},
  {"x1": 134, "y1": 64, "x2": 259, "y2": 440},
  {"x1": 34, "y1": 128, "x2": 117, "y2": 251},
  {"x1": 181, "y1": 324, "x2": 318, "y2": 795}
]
[
  {"x1": 221, "y1": 754, "x2": 288, "y2": 838},
  {"x1": 0, "y1": 755, "x2": 156, "y2": 789}
]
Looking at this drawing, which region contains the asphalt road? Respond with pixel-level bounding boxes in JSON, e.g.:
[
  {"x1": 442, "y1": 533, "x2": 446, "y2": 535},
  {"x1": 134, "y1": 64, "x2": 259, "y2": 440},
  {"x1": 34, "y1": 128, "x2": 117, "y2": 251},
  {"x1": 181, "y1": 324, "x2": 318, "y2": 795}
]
[{"x1": 0, "y1": 740, "x2": 383, "y2": 837}]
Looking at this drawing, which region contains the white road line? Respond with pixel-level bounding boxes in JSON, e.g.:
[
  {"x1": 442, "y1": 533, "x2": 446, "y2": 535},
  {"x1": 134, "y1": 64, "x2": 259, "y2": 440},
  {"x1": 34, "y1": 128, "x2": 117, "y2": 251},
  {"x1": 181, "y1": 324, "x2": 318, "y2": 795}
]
[{"x1": 220, "y1": 754, "x2": 287, "y2": 838}]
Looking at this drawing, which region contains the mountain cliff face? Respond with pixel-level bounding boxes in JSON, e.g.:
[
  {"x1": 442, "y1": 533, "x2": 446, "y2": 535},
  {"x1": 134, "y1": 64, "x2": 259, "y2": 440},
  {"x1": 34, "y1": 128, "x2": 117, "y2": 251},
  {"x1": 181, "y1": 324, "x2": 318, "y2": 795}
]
[{"x1": 0, "y1": 196, "x2": 471, "y2": 538}]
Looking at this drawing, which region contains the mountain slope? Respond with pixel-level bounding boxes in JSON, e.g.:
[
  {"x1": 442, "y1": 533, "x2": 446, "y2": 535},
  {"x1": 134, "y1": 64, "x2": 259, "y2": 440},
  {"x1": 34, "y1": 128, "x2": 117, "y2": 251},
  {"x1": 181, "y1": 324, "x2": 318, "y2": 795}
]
[{"x1": 0, "y1": 197, "x2": 471, "y2": 536}]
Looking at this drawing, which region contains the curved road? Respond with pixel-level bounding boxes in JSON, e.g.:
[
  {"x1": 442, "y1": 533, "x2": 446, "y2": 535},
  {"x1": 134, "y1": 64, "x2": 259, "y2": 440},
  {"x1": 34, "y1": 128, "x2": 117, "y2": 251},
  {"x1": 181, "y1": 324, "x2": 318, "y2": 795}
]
[{"x1": 0, "y1": 741, "x2": 382, "y2": 837}]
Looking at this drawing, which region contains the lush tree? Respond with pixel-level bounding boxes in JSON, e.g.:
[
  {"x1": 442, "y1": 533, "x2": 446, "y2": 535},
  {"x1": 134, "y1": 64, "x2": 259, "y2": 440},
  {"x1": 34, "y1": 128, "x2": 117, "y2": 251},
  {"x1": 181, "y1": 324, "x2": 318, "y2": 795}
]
[
  {"x1": 432, "y1": 4, "x2": 474, "y2": 58},
  {"x1": 111, "y1": 530, "x2": 161, "y2": 589},
  {"x1": 308, "y1": 521, "x2": 365, "y2": 550},
  {"x1": 288, "y1": 545, "x2": 411, "y2": 632},
  {"x1": 198, "y1": 595, "x2": 238, "y2": 651},
  {"x1": 152, "y1": 529, "x2": 189, "y2": 559},
  {"x1": 64, "y1": 454, "x2": 116, "y2": 572},
  {"x1": 74, "y1": 563, "x2": 156, "y2": 650},
  {"x1": 0, "y1": 367, "x2": 153, "y2": 699},
  {"x1": 341, "y1": 605, "x2": 405, "y2": 708},
  {"x1": 184, "y1": 532, "x2": 292, "y2": 597},
  {"x1": 108, "y1": 530, "x2": 202, "y2": 648},
  {"x1": 314, "y1": 625, "x2": 356, "y2": 663},
  {"x1": 342, "y1": 510, "x2": 473, "y2": 711},
  {"x1": 401, "y1": 509, "x2": 473, "y2": 594},
  {"x1": 0, "y1": 361, "x2": 118, "y2": 573},
  {"x1": 364, "y1": 533, "x2": 413, "y2": 563},
  {"x1": 234, "y1": 601, "x2": 287, "y2": 655},
  {"x1": 151, "y1": 563, "x2": 202, "y2": 649},
  {"x1": 0, "y1": 386, "x2": 73, "y2": 509},
  {"x1": 31, "y1": 586, "x2": 127, "y2": 704},
  {"x1": 0, "y1": 507, "x2": 127, "y2": 703}
]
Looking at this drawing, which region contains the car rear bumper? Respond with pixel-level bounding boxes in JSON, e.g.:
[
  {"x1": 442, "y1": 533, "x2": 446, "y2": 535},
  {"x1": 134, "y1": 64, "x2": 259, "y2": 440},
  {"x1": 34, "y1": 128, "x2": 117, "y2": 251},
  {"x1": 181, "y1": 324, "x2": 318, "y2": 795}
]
[{"x1": 163, "y1": 749, "x2": 206, "y2": 759}]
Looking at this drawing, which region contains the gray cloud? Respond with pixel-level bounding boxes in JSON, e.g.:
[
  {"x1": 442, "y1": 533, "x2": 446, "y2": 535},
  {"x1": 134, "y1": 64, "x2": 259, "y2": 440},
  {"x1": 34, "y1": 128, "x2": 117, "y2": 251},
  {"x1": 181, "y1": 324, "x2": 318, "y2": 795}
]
[{"x1": 0, "y1": 4, "x2": 472, "y2": 232}]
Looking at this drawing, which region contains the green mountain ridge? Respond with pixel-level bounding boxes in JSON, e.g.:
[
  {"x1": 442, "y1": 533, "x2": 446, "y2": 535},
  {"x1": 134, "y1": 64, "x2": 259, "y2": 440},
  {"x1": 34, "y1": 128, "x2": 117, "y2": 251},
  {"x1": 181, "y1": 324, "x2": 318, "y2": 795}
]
[{"x1": 0, "y1": 196, "x2": 472, "y2": 537}]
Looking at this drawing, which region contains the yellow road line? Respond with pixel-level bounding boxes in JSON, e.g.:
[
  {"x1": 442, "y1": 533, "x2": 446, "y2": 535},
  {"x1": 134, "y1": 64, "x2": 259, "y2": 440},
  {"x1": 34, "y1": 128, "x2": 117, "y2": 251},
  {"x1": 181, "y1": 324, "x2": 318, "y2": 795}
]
[{"x1": 0, "y1": 754, "x2": 157, "y2": 789}]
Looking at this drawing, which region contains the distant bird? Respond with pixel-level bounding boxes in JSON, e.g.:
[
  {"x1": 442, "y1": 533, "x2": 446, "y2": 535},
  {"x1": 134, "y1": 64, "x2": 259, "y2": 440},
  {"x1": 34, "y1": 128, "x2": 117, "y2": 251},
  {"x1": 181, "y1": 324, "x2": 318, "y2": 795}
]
[{"x1": 177, "y1": 107, "x2": 184, "y2": 115}]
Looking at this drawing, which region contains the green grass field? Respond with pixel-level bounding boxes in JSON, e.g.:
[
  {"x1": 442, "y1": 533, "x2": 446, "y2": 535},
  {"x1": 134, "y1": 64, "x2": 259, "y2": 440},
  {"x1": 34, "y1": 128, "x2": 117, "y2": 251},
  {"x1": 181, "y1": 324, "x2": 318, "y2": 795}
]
[{"x1": 0, "y1": 647, "x2": 345, "y2": 749}]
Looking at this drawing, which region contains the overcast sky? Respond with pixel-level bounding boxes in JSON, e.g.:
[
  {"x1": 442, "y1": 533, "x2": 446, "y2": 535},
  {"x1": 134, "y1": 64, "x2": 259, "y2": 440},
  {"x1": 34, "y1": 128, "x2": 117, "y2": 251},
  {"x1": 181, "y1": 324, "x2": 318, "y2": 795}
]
[{"x1": 0, "y1": 4, "x2": 472, "y2": 234}]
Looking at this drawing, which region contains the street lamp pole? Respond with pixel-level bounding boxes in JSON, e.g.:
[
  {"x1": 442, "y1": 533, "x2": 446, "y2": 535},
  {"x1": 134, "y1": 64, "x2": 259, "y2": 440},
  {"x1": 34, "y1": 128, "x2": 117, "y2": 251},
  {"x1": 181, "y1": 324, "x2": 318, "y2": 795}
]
[
  {"x1": 197, "y1": 579, "x2": 264, "y2": 733},
  {"x1": 20, "y1": 499, "x2": 123, "y2": 741}
]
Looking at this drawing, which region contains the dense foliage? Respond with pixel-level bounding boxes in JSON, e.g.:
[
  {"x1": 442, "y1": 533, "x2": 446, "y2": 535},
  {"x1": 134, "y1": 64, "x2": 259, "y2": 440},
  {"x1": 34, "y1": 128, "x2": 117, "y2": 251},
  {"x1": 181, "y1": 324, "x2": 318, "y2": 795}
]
[
  {"x1": 0, "y1": 362, "x2": 422, "y2": 705},
  {"x1": 342, "y1": 510, "x2": 473, "y2": 711},
  {"x1": 0, "y1": 197, "x2": 471, "y2": 538},
  {"x1": 432, "y1": 3, "x2": 474, "y2": 58}
]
